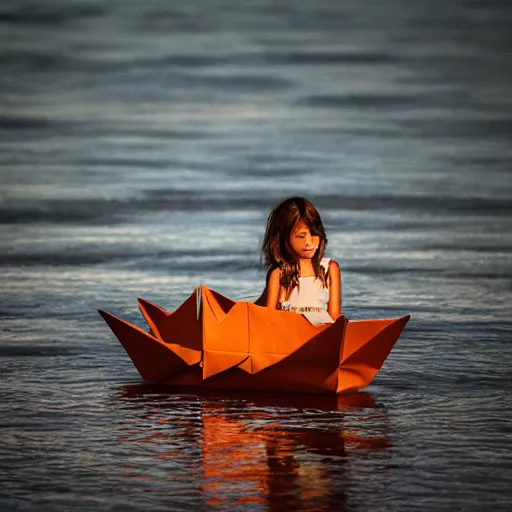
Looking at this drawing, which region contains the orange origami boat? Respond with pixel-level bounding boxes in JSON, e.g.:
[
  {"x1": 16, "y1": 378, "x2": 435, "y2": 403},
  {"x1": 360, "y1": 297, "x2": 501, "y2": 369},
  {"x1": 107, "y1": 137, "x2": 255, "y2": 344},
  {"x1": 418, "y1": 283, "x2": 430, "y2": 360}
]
[{"x1": 99, "y1": 286, "x2": 409, "y2": 394}]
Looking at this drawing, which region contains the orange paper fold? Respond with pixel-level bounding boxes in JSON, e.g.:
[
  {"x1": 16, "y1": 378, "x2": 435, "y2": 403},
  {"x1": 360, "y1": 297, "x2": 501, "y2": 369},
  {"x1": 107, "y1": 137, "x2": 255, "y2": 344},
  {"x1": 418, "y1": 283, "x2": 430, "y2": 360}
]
[{"x1": 98, "y1": 286, "x2": 409, "y2": 394}]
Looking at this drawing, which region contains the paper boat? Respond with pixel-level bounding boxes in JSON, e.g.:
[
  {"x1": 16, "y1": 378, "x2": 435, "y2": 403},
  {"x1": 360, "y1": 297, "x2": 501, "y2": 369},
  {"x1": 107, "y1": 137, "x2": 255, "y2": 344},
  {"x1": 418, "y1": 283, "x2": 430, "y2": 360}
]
[{"x1": 99, "y1": 286, "x2": 409, "y2": 394}]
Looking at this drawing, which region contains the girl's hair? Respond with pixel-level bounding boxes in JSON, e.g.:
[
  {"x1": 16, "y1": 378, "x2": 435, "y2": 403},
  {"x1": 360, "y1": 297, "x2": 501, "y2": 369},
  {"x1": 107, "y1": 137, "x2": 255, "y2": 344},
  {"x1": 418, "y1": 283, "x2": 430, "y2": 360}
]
[{"x1": 262, "y1": 196, "x2": 328, "y2": 292}]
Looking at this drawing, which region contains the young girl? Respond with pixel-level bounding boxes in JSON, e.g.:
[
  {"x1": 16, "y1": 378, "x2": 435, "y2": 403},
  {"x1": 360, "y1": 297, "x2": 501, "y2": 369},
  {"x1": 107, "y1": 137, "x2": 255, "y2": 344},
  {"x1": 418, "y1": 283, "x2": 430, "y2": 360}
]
[{"x1": 259, "y1": 196, "x2": 341, "y2": 322}]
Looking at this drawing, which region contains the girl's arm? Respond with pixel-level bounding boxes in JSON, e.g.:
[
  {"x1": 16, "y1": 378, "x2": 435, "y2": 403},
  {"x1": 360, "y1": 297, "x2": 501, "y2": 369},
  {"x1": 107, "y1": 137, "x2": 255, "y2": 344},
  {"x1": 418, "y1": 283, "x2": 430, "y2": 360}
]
[
  {"x1": 328, "y1": 260, "x2": 341, "y2": 318},
  {"x1": 266, "y1": 267, "x2": 281, "y2": 309}
]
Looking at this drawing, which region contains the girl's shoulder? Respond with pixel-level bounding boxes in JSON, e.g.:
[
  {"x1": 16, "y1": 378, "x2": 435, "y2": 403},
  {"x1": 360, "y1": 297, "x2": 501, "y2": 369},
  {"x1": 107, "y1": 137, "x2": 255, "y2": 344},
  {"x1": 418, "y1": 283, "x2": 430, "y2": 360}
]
[
  {"x1": 320, "y1": 257, "x2": 340, "y2": 271},
  {"x1": 267, "y1": 266, "x2": 282, "y2": 282},
  {"x1": 321, "y1": 258, "x2": 341, "y2": 281}
]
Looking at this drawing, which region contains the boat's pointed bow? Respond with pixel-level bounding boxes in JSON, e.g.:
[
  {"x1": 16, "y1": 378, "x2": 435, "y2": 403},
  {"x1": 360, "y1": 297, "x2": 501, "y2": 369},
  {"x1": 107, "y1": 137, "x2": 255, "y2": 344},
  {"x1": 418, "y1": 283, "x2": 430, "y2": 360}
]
[
  {"x1": 98, "y1": 309, "x2": 193, "y2": 383},
  {"x1": 337, "y1": 314, "x2": 410, "y2": 393}
]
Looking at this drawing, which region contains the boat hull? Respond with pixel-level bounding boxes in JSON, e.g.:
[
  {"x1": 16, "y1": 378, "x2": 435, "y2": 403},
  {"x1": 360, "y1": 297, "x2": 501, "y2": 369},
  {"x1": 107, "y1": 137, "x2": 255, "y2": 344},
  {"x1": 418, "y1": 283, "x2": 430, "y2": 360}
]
[{"x1": 99, "y1": 286, "x2": 409, "y2": 395}]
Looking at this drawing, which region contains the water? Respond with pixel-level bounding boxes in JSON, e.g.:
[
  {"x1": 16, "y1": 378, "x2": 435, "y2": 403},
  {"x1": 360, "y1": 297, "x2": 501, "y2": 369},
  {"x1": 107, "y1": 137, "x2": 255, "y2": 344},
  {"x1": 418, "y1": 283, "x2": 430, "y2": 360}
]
[{"x1": 1, "y1": 0, "x2": 512, "y2": 510}]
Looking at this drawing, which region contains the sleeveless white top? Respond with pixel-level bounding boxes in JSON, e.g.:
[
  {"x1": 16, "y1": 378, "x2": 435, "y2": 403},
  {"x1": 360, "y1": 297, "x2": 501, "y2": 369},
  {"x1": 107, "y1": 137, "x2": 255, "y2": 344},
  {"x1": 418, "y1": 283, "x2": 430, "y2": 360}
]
[{"x1": 279, "y1": 257, "x2": 331, "y2": 312}]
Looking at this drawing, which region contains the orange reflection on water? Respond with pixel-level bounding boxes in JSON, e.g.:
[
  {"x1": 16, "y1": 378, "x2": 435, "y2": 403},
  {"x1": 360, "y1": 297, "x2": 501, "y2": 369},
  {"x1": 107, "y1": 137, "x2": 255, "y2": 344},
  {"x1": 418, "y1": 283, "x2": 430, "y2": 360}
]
[
  {"x1": 202, "y1": 409, "x2": 268, "y2": 507},
  {"x1": 117, "y1": 387, "x2": 392, "y2": 510}
]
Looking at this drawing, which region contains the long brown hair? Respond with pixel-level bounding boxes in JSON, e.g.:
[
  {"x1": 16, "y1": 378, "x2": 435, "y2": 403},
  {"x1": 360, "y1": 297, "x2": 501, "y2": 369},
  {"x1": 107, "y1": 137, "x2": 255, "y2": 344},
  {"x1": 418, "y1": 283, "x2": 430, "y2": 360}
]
[{"x1": 262, "y1": 196, "x2": 328, "y2": 292}]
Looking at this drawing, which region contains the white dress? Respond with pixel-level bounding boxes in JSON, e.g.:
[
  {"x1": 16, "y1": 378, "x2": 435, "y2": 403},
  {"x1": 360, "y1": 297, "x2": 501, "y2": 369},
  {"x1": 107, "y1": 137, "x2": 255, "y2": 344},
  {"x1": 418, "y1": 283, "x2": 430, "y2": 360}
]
[{"x1": 279, "y1": 257, "x2": 334, "y2": 325}]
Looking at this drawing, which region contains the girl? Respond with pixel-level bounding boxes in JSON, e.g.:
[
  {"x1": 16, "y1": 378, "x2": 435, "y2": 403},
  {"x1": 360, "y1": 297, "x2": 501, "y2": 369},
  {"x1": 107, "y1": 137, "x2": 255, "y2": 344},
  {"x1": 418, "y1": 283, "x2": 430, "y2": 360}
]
[{"x1": 260, "y1": 196, "x2": 341, "y2": 322}]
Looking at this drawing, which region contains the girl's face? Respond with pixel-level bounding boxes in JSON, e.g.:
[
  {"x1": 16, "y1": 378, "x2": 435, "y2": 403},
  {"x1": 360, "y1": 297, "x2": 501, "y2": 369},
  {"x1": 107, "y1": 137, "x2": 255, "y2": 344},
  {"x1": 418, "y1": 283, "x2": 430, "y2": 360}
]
[{"x1": 288, "y1": 220, "x2": 320, "y2": 260}]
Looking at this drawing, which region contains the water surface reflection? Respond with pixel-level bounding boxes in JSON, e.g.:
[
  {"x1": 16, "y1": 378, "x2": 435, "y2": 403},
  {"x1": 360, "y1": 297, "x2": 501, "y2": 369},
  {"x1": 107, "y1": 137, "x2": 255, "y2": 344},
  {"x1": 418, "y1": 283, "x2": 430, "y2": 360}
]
[{"x1": 117, "y1": 386, "x2": 393, "y2": 510}]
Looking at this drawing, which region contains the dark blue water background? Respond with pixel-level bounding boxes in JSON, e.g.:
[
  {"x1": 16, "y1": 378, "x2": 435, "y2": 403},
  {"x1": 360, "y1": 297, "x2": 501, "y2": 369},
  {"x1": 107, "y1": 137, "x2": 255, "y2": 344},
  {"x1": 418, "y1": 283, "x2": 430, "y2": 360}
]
[{"x1": 1, "y1": 0, "x2": 511, "y2": 510}]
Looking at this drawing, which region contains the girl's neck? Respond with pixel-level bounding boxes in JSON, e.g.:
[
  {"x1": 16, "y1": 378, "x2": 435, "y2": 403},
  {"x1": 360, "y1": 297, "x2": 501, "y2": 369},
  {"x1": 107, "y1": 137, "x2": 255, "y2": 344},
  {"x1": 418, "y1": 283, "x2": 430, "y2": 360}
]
[{"x1": 298, "y1": 258, "x2": 315, "y2": 276}]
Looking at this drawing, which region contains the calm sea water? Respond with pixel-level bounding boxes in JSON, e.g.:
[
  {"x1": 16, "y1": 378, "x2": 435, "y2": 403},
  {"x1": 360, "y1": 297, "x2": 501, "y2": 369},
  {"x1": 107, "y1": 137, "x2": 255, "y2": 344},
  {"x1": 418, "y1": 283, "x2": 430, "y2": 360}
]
[{"x1": 1, "y1": 0, "x2": 512, "y2": 510}]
